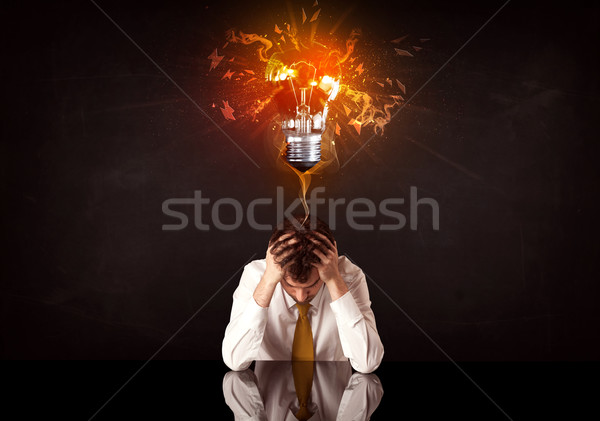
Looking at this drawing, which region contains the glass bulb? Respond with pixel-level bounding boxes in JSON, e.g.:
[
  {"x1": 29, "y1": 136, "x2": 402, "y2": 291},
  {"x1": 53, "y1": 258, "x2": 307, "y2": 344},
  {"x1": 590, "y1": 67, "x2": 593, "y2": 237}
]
[{"x1": 266, "y1": 49, "x2": 340, "y2": 172}]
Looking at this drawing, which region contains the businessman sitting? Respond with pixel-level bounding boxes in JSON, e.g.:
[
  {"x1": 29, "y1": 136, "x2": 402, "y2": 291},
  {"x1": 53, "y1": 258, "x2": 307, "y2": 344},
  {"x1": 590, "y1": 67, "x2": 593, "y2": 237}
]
[{"x1": 222, "y1": 215, "x2": 384, "y2": 373}]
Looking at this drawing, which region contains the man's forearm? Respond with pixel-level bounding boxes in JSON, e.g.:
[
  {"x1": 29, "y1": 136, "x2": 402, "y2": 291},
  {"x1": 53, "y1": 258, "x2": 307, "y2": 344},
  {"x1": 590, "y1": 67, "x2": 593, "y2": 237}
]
[
  {"x1": 253, "y1": 272, "x2": 280, "y2": 307},
  {"x1": 327, "y1": 276, "x2": 350, "y2": 302}
]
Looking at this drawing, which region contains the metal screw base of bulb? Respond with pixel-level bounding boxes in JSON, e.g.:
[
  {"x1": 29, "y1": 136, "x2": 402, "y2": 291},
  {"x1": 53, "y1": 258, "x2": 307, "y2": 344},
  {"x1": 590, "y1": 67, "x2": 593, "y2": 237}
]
[{"x1": 284, "y1": 133, "x2": 322, "y2": 172}]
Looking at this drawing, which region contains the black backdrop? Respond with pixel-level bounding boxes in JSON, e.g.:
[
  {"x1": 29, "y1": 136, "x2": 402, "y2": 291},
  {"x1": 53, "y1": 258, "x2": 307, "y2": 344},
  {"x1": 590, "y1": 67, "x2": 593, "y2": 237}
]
[{"x1": 3, "y1": 0, "x2": 599, "y2": 362}]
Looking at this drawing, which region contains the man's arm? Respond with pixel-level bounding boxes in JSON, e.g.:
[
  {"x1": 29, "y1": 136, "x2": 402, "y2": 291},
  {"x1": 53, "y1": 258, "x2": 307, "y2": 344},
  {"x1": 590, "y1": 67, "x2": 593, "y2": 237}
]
[
  {"x1": 222, "y1": 233, "x2": 297, "y2": 370},
  {"x1": 310, "y1": 232, "x2": 384, "y2": 373},
  {"x1": 336, "y1": 371, "x2": 384, "y2": 420},
  {"x1": 222, "y1": 369, "x2": 267, "y2": 420},
  {"x1": 252, "y1": 271, "x2": 280, "y2": 308},
  {"x1": 222, "y1": 264, "x2": 270, "y2": 371},
  {"x1": 329, "y1": 270, "x2": 384, "y2": 373}
]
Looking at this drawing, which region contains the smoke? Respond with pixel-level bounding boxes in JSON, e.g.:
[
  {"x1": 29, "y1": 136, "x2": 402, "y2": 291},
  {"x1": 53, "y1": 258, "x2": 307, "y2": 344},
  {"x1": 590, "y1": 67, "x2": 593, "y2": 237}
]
[
  {"x1": 225, "y1": 29, "x2": 273, "y2": 62},
  {"x1": 343, "y1": 87, "x2": 402, "y2": 135},
  {"x1": 331, "y1": 28, "x2": 361, "y2": 65}
]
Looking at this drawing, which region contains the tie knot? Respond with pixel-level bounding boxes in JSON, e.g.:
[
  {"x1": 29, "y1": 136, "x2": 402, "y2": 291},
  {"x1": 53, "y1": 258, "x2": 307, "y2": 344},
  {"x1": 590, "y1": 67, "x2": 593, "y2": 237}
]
[{"x1": 296, "y1": 303, "x2": 310, "y2": 317}]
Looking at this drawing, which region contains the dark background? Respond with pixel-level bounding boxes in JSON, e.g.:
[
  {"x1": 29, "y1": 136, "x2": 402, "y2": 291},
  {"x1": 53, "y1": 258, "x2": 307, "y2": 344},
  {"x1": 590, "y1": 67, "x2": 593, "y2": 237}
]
[{"x1": 3, "y1": 0, "x2": 599, "y2": 367}]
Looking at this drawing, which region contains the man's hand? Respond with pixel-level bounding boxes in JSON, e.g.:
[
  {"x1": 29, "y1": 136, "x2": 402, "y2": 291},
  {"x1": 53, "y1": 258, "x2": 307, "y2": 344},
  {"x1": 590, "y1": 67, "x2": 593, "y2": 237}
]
[
  {"x1": 254, "y1": 233, "x2": 298, "y2": 307},
  {"x1": 310, "y1": 232, "x2": 349, "y2": 301},
  {"x1": 264, "y1": 232, "x2": 297, "y2": 284}
]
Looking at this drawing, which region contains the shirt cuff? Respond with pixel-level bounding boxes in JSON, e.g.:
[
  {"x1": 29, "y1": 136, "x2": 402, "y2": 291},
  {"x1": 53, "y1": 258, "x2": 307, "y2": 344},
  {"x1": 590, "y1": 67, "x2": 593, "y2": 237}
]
[{"x1": 330, "y1": 290, "x2": 364, "y2": 327}]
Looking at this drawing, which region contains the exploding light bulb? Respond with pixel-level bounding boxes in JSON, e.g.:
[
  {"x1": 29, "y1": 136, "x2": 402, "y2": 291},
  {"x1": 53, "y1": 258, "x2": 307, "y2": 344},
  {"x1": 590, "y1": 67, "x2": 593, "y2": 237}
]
[{"x1": 266, "y1": 48, "x2": 341, "y2": 172}]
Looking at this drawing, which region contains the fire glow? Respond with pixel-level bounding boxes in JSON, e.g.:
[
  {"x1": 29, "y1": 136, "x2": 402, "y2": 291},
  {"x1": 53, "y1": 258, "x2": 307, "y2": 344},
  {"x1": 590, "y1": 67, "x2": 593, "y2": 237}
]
[{"x1": 206, "y1": 2, "x2": 427, "y2": 218}]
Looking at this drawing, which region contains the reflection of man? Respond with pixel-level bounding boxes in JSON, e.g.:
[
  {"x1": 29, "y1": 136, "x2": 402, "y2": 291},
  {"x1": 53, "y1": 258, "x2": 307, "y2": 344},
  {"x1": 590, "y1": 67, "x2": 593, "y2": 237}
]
[
  {"x1": 222, "y1": 215, "x2": 384, "y2": 373},
  {"x1": 223, "y1": 361, "x2": 384, "y2": 420}
]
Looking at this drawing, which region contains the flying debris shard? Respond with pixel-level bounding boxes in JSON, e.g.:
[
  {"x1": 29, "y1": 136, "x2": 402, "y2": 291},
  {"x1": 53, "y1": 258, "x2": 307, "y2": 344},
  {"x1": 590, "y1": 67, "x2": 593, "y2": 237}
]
[
  {"x1": 208, "y1": 49, "x2": 224, "y2": 71},
  {"x1": 355, "y1": 63, "x2": 364, "y2": 75},
  {"x1": 220, "y1": 100, "x2": 236, "y2": 120},
  {"x1": 394, "y1": 48, "x2": 414, "y2": 57},
  {"x1": 348, "y1": 118, "x2": 362, "y2": 135},
  {"x1": 310, "y1": 9, "x2": 321, "y2": 22},
  {"x1": 391, "y1": 35, "x2": 408, "y2": 44},
  {"x1": 221, "y1": 69, "x2": 234, "y2": 80},
  {"x1": 302, "y1": 8, "x2": 307, "y2": 24},
  {"x1": 396, "y1": 79, "x2": 406, "y2": 94}
]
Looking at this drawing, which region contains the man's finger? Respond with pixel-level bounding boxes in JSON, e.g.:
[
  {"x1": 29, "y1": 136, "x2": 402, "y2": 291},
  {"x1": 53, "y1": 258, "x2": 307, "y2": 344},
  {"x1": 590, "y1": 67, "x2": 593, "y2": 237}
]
[
  {"x1": 311, "y1": 232, "x2": 335, "y2": 251},
  {"x1": 272, "y1": 232, "x2": 294, "y2": 244},
  {"x1": 270, "y1": 234, "x2": 298, "y2": 252},
  {"x1": 312, "y1": 248, "x2": 327, "y2": 262}
]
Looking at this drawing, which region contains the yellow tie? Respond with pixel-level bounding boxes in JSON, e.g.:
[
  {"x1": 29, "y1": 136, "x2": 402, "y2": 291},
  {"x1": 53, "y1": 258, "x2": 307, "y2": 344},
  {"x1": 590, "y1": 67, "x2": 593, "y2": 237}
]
[
  {"x1": 292, "y1": 361, "x2": 314, "y2": 421},
  {"x1": 292, "y1": 303, "x2": 314, "y2": 361}
]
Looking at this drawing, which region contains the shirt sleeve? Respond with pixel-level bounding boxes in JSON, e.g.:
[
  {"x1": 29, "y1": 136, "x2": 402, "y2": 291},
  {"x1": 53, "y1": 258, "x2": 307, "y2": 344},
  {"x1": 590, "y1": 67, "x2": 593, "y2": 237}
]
[
  {"x1": 336, "y1": 372, "x2": 384, "y2": 420},
  {"x1": 222, "y1": 262, "x2": 269, "y2": 371},
  {"x1": 329, "y1": 269, "x2": 385, "y2": 373},
  {"x1": 222, "y1": 370, "x2": 268, "y2": 421}
]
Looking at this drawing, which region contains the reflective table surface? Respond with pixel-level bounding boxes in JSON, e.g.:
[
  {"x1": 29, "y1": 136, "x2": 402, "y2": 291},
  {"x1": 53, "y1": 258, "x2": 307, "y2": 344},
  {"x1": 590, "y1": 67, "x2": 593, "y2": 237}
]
[
  {"x1": 223, "y1": 361, "x2": 382, "y2": 420},
  {"x1": 3, "y1": 361, "x2": 597, "y2": 420}
]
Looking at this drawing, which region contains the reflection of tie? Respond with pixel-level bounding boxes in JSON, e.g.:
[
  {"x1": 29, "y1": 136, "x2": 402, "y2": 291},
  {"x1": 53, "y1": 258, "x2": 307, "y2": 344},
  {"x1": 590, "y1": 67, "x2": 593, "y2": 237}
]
[
  {"x1": 292, "y1": 303, "x2": 314, "y2": 361},
  {"x1": 292, "y1": 361, "x2": 314, "y2": 421}
]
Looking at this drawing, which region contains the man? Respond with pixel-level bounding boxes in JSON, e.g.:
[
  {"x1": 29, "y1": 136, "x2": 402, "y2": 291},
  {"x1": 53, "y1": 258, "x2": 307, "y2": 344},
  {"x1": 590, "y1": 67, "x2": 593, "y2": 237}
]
[{"x1": 222, "y1": 215, "x2": 384, "y2": 373}]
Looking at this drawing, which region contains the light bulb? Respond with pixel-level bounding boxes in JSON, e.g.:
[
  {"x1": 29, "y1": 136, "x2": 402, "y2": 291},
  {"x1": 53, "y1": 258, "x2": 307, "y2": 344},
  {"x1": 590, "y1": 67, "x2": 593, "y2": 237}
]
[{"x1": 266, "y1": 48, "x2": 340, "y2": 172}]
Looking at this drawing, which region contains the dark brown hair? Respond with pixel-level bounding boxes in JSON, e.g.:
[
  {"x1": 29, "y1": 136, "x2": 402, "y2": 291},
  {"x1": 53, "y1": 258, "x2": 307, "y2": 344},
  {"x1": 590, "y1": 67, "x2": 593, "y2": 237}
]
[{"x1": 268, "y1": 215, "x2": 336, "y2": 284}]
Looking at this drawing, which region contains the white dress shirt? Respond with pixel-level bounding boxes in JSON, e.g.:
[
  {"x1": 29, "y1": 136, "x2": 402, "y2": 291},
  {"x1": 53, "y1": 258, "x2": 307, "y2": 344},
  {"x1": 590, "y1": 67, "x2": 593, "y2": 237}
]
[{"x1": 222, "y1": 255, "x2": 384, "y2": 373}]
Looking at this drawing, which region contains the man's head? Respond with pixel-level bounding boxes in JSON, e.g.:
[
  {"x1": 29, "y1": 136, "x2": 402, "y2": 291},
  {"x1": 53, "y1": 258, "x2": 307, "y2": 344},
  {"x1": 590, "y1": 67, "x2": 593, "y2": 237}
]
[{"x1": 268, "y1": 215, "x2": 336, "y2": 304}]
